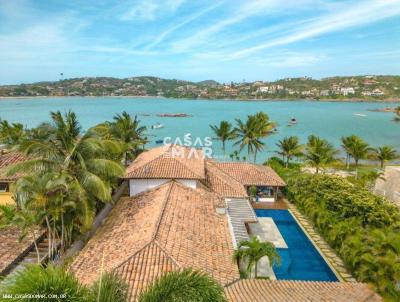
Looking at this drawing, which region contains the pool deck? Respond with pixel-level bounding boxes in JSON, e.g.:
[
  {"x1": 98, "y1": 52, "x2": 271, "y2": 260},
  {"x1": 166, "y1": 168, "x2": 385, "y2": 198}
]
[
  {"x1": 251, "y1": 198, "x2": 288, "y2": 210},
  {"x1": 280, "y1": 199, "x2": 356, "y2": 282}
]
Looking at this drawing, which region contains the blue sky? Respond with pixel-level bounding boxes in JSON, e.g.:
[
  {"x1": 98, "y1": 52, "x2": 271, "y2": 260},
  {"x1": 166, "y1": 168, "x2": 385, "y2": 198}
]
[{"x1": 0, "y1": 0, "x2": 400, "y2": 84}]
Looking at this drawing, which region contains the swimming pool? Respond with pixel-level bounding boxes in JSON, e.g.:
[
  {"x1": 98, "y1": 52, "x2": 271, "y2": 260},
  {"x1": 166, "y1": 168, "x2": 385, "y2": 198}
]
[{"x1": 255, "y1": 209, "x2": 338, "y2": 281}]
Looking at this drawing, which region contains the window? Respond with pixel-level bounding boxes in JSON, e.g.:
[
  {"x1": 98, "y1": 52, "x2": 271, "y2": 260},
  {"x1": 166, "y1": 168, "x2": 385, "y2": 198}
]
[{"x1": 0, "y1": 183, "x2": 8, "y2": 193}]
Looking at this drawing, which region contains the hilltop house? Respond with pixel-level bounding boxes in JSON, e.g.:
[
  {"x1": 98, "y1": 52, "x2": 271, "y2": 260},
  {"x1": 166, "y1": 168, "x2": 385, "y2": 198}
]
[{"x1": 69, "y1": 145, "x2": 380, "y2": 301}]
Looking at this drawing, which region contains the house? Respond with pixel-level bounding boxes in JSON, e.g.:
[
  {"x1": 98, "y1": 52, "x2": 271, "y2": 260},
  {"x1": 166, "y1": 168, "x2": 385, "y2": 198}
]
[
  {"x1": 0, "y1": 152, "x2": 26, "y2": 205},
  {"x1": 340, "y1": 87, "x2": 355, "y2": 96},
  {"x1": 69, "y1": 145, "x2": 380, "y2": 301},
  {"x1": 123, "y1": 145, "x2": 285, "y2": 201}
]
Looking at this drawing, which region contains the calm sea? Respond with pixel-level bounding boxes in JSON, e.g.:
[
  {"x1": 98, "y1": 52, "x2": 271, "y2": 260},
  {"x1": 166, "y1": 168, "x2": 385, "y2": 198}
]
[{"x1": 1, "y1": 97, "x2": 399, "y2": 162}]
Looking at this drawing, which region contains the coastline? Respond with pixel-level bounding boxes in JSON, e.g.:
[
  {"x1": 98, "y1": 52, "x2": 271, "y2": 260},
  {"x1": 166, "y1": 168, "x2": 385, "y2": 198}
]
[{"x1": 0, "y1": 95, "x2": 399, "y2": 103}]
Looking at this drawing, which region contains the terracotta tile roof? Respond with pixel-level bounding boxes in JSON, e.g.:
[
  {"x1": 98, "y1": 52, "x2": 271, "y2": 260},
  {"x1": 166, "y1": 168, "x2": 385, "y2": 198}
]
[
  {"x1": 0, "y1": 227, "x2": 39, "y2": 275},
  {"x1": 115, "y1": 242, "x2": 178, "y2": 301},
  {"x1": 204, "y1": 160, "x2": 248, "y2": 198},
  {"x1": 214, "y1": 162, "x2": 286, "y2": 187},
  {"x1": 70, "y1": 181, "x2": 239, "y2": 300},
  {"x1": 0, "y1": 152, "x2": 26, "y2": 182},
  {"x1": 124, "y1": 145, "x2": 206, "y2": 180},
  {"x1": 224, "y1": 280, "x2": 381, "y2": 302}
]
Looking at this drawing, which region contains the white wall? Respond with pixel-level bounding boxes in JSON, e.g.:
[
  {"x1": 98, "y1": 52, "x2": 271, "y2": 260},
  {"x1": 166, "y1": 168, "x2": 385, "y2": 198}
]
[{"x1": 129, "y1": 179, "x2": 197, "y2": 196}]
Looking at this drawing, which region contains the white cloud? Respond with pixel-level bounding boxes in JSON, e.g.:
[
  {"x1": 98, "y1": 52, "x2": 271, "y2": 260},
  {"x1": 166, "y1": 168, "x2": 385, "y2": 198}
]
[{"x1": 227, "y1": 0, "x2": 400, "y2": 59}]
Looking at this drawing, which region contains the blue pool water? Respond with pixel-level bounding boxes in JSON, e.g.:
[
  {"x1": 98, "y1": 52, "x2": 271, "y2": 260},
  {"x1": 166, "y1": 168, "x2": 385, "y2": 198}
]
[{"x1": 255, "y1": 209, "x2": 338, "y2": 281}]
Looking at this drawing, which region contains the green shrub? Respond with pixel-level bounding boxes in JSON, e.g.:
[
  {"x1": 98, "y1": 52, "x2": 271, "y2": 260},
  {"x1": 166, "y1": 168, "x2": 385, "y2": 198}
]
[
  {"x1": 89, "y1": 272, "x2": 128, "y2": 302},
  {"x1": 0, "y1": 265, "x2": 88, "y2": 302},
  {"x1": 138, "y1": 269, "x2": 226, "y2": 302},
  {"x1": 286, "y1": 173, "x2": 400, "y2": 301}
]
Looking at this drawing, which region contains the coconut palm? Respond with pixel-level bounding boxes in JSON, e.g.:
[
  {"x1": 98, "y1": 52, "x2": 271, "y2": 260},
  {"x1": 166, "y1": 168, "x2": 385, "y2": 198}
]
[
  {"x1": 138, "y1": 269, "x2": 227, "y2": 302},
  {"x1": 346, "y1": 136, "x2": 371, "y2": 168},
  {"x1": 275, "y1": 136, "x2": 303, "y2": 167},
  {"x1": 341, "y1": 135, "x2": 358, "y2": 169},
  {"x1": 233, "y1": 236, "x2": 280, "y2": 278},
  {"x1": 0, "y1": 119, "x2": 26, "y2": 147},
  {"x1": 210, "y1": 121, "x2": 236, "y2": 153},
  {"x1": 373, "y1": 146, "x2": 397, "y2": 168},
  {"x1": 304, "y1": 135, "x2": 337, "y2": 173},
  {"x1": 8, "y1": 111, "x2": 124, "y2": 203},
  {"x1": 234, "y1": 112, "x2": 275, "y2": 162},
  {"x1": 93, "y1": 111, "x2": 147, "y2": 165}
]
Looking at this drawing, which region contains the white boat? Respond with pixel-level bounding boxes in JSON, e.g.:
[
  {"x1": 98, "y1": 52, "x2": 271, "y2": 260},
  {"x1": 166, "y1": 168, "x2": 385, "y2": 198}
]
[
  {"x1": 151, "y1": 123, "x2": 164, "y2": 129},
  {"x1": 354, "y1": 113, "x2": 367, "y2": 117},
  {"x1": 288, "y1": 117, "x2": 297, "y2": 125}
]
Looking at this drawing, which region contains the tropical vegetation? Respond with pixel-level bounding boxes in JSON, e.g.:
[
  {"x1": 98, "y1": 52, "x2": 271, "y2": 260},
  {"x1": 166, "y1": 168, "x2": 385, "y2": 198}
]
[
  {"x1": 138, "y1": 268, "x2": 226, "y2": 302},
  {"x1": 275, "y1": 136, "x2": 303, "y2": 167},
  {"x1": 0, "y1": 265, "x2": 128, "y2": 302},
  {"x1": 282, "y1": 172, "x2": 400, "y2": 301},
  {"x1": 304, "y1": 135, "x2": 337, "y2": 173},
  {"x1": 210, "y1": 121, "x2": 236, "y2": 153},
  {"x1": 233, "y1": 236, "x2": 280, "y2": 279},
  {"x1": 373, "y1": 146, "x2": 397, "y2": 168}
]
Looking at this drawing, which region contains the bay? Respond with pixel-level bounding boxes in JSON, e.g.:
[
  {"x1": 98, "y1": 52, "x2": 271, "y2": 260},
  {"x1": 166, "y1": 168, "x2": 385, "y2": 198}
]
[{"x1": 1, "y1": 97, "x2": 399, "y2": 163}]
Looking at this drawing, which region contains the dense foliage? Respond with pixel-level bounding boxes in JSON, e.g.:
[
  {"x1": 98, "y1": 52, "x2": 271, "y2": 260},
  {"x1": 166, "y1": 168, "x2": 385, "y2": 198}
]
[
  {"x1": 138, "y1": 269, "x2": 227, "y2": 302},
  {"x1": 285, "y1": 173, "x2": 400, "y2": 300},
  {"x1": 0, "y1": 265, "x2": 128, "y2": 302}
]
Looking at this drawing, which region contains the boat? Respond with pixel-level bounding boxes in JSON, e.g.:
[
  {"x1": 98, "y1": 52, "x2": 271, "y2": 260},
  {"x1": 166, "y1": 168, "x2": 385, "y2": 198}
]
[
  {"x1": 155, "y1": 139, "x2": 164, "y2": 144},
  {"x1": 151, "y1": 123, "x2": 164, "y2": 129},
  {"x1": 288, "y1": 117, "x2": 297, "y2": 125},
  {"x1": 354, "y1": 113, "x2": 367, "y2": 117}
]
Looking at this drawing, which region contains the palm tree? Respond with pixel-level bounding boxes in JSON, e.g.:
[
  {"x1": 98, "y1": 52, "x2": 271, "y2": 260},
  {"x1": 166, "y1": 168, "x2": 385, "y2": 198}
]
[
  {"x1": 0, "y1": 265, "x2": 88, "y2": 300},
  {"x1": 341, "y1": 135, "x2": 358, "y2": 169},
  {"x1": 234, "y1": 112, "x2": 275, "y2": 162},
  {"x1": 233, "y1": 236, "x2": 280, "y2": 278},
  {"x1": 0, "y1": 119, "x2": 26, "y2": 147},
  {"x1": 90, "y1": 272, "x2": 128, "y2": 302},
  {"x1": 304, "y1": 135, "x2": 337, "y2": 173},
  {"x1": 276, "y1": 136, "x2": 303, "y2": 167},
  {"x1": 373, "y1": 146, "x2": 397, "y2": 168},
  {"x1": 8, "y1": 111, "x2": 124, "y2": 203},
  {"x1": 138, "y1": 269, "x2": 226, "y2": 302},
  {"x1": 347, "y1": 136, "x2": 371, "y2": 168},
  {"x1": 210, "y1": 121, "x2": 236, "y2": 153}
]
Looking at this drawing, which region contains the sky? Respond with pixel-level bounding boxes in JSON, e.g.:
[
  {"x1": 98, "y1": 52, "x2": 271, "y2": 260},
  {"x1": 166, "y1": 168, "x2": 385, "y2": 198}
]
[{"x1": 0, "y1": 0, "x2": 400, "y2": 84}]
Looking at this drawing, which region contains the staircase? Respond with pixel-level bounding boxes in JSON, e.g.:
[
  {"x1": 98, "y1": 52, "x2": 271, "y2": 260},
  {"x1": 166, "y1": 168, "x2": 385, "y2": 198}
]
[
  {"x1": 6, "y1": 235, "x2": 54, "y2": 276},
  {"x1": 226, "y1": 198, "x2": 258, "y2": 248}
]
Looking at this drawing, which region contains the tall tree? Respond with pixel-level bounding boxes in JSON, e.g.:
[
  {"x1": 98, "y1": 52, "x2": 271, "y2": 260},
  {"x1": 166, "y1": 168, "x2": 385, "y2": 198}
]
[
  {"x1": 341, "y1": 135, "x2": 358, "y2": 169},
  {"x1": 234, "y1": 112, "x2": 275, "y2": 162},
  {"x1": 138, "y1": 269, "x2": 226, "y2": 302},
  {"x1": 276, "y1": 136, "x2": 303, "y2": 167},
  {"x1": 346, "y1": 136, "x2": 371, "y2": 168},
  {"x1": 373, "y1": 146, "x2": 397, "y2": 168},
  {"x1": 210, "y1": 121, "x2": 236, "y2": 153},
  {"x1": 305, "y1": 135, "x2": 337, "y2": 173},
  {"x1": 0, "y1": 120, "x2": 26, "y2": 147}
]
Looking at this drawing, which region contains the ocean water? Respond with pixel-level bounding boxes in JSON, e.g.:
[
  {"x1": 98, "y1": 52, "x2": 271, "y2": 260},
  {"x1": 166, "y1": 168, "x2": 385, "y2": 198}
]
[{"x1": 1, "y1": 97, "x2": 399, "y2": 163}]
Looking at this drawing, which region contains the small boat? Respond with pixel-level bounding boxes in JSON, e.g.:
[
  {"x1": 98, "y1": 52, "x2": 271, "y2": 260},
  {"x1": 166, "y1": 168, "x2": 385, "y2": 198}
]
[
  {"x1": 288, "y1": 117, "x2": 297, "y2": 125},
  {"x1": 155, "y1": 139, "x2": 164, "y2": 144},
  {"x1": 151, "y1": 123, "x2": 164, "y2": 129},
  {"x1": 354, "y1": 113, "x2": 367, "y2": 117}
]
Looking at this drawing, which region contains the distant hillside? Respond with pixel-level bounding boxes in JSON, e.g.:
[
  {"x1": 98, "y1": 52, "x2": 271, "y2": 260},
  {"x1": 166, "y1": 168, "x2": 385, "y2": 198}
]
[{"x1": 1, "y1": 75, "x2": 399, "y2": 101}]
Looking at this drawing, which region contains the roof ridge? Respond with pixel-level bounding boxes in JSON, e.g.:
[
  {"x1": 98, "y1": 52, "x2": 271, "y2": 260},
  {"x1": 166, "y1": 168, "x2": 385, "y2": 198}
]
[
  {"x1": 152, "y1": 240, "x2": 181, "y2": 269},
  {"x1": 206, "y1": 161, "x2": 247, "y2": 196},
  {"x1": 113, "y1": 241, "x2": 154, "y2": 271},
  {"x1": 126, "y1": 146, "x2": 170, "y2": 177},
  {"x1": 151, "y1": 181, "x2": 175, "y2": 240}
]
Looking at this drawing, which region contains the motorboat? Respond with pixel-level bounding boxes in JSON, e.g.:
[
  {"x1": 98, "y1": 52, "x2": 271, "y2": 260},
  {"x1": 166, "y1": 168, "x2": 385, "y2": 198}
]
[
  {"x1": 151, "y1": 123, "x2": 164, "y2": 129},
  {"x1": 288, "y1": 117, "x2": 297, "y2": 125}
]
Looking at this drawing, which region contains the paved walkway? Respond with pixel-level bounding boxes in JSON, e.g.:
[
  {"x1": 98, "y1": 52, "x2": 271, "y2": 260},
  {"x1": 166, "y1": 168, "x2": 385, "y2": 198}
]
[{"x1": 283, "y1": 199, "x2": 356, "y2": 282}]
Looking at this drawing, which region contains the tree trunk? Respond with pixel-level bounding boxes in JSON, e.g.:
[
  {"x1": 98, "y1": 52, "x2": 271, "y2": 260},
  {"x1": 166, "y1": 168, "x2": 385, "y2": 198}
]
[
  {"x1": 45, "y1": 217, "x2": 52, "y2": 260},
  {"x1": 286, "y1": 156, "x2": 290, "y2": 168},
  {"x1": 381, "y1": 160, "x2": 384, "y2": 169},
  {"x1": 222, "y1": 140, "x2": 226, "y2": 154},
  {"x1": 31, "y1": 231, "x2": 41, "y2": 264},
  {"x1": 254, "y1": 261, "x2": 258, "y2": 278},
  {"x1": 316, "y1": 165, "x2": 319, "y2": 174}
]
